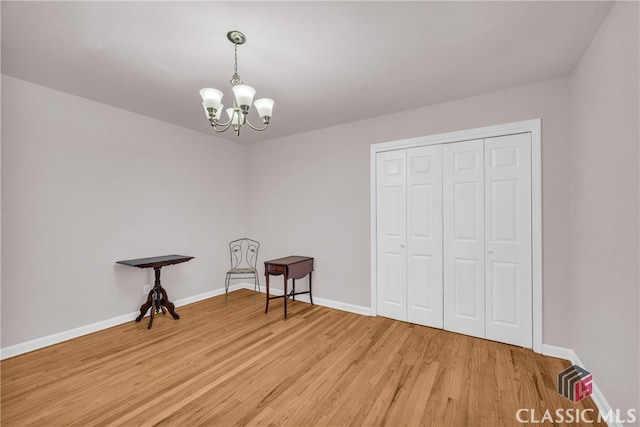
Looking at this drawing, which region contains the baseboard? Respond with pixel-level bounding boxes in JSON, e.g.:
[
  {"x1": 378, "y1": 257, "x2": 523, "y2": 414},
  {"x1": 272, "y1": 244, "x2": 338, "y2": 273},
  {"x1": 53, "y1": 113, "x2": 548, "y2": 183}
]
[
  {"x1": 0, "y1": 284, "x2": 246, "y2": 360},
  {"x1": 252, "y1": 285, "x2": 372, "y2": 317},
  {"x1": 542, "y1": 344, "x2": 578, "y2": 363},
  {"x1": 542, "y1": 344, "x2": 620, "y2": 427}
]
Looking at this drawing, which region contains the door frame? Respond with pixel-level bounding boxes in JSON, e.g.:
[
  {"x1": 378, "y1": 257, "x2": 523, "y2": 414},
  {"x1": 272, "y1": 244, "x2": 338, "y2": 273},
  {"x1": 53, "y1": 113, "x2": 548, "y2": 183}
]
[{"x1": 370, "y1": 119, "x2": 542, "y2": 352}]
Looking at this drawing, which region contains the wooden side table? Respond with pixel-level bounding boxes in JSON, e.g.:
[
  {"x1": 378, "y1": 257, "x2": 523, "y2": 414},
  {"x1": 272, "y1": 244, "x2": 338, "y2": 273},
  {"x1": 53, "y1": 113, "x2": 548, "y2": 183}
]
[
  {"x1": 116, "y1": 254, "x2": 194, "y2": 329},
  {"x1": 264, "y1": 256, "x2": 314, "y2": 319}
]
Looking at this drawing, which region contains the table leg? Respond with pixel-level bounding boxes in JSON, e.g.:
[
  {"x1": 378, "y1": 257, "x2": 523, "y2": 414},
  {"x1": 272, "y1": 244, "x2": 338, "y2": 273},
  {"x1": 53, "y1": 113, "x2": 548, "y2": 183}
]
[
  {"x1": 309, "y1": 272, "x2": 314, "y2": 305},
  {"x1": 158, "y1": 286, "x2": 179, "y2": 320},
  {"x1": 284, "y1": 276, "x2": 288, "y2": 319},
  {"x1": 292, "y1": 279, "x2": 296, "y2": 301},
  {"x1": 136, "y1": 291, "x2": 153, "y2": 322},
  {"x1": 148, "y1": 304, "x2": 155, "y2": 329},
  {"x1": 264, "y1": 273, "x2": 270, "y2": 313}
]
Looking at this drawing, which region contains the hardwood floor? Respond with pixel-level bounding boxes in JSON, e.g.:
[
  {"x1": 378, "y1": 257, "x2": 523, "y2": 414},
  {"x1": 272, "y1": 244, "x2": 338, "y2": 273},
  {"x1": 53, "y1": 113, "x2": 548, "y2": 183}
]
[{"x1": 1, "y1": 289, "x2": 603, "y2": 426}]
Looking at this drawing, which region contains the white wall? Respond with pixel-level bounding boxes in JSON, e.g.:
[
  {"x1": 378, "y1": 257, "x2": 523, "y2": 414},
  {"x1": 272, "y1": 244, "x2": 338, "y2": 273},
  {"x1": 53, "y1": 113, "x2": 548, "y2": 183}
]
[
  {"x1": 1, "y1": 75, "x2": 246, "y2": 348},
  {"x1": 569, "y1": 1, "x2": 639, "y2": 414},
  {"x1": 246, "y1": 77, "x2": 573, "y2": 347}
]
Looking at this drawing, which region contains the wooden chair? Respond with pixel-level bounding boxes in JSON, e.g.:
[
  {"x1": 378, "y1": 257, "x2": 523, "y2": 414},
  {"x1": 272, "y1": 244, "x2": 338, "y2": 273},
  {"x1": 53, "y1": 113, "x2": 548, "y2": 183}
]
[{"x1": 225, "y1": 238, "x2": 260, "y2": 304}]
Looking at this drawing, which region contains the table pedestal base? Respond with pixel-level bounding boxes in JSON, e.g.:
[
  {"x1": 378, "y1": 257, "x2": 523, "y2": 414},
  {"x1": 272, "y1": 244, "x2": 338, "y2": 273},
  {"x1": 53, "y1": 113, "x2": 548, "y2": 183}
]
[{"x1": 135, "y1": 267, "x2": 179, "y2": 329}]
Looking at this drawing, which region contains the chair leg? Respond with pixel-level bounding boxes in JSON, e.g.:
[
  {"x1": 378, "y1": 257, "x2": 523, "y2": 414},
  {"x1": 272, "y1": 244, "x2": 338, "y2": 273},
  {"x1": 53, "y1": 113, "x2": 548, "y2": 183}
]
[
  {"x1": 225, "y1": 275, "x2": 230, "y2": 305},
  {"x1": 254, "y1": 272, "x2": 260, "y2": 302}
]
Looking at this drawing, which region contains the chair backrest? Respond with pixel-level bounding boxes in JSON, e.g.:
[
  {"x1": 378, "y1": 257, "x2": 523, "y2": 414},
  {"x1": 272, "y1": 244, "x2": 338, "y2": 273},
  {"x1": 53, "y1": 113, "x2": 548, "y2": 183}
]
[{"x1": 229, "y1": 238, "x2": 260, "y2": 269}]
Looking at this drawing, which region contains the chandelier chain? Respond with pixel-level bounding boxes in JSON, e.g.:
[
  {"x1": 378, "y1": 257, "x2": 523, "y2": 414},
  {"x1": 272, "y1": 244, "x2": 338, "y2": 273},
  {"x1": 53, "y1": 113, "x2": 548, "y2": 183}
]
[{"x1": 234, "y1": 42, "x2": 238, "y2": 76}]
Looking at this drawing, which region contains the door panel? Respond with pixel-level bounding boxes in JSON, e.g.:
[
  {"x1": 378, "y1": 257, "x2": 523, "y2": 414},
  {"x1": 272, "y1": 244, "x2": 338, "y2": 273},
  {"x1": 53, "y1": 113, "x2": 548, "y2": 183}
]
[
  {"x1": 484, "y1": 133, "x2": 532, "y2": 347},
  {"x1": 489, "y1": 261, "x2": 519, "y2": 324},
  {"x1": 407, "y1": 145, "x2": 443, "y2": 327},
  {"x1": 453, "y1": 258, "x2": 480, "y2": 318},
  {"x1": 384, "y1": 252, "x2": 405, "y2": 304},
  {"x1": 443, "y1": 140, "x2": 485, "y2": 339},
  {"x1": 376, "y1": 150, "x2": 407, "y2": 321},
  {"x1": 453, "y1": 182, "x2": 481, "y2": 240}
]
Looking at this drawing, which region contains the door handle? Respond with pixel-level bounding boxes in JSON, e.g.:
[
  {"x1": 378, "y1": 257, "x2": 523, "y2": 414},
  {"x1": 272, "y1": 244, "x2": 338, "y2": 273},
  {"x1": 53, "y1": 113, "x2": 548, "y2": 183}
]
[
  {"x1": 487, "y1": 248, "x2": 494, "y2": 254},
  {"x1": 400, "y1": 244, "x2": 405, "y2": 249}
]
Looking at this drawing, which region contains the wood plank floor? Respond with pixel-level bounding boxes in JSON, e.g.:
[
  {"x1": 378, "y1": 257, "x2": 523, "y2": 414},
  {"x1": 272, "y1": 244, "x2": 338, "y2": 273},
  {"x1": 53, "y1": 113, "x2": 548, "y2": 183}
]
[{"x1": 1, "y1": 289, "x2": 604, "y2": 426}]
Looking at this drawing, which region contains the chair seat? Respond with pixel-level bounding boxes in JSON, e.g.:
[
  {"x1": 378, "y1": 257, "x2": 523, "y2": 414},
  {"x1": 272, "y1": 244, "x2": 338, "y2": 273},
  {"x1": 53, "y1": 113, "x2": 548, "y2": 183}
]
[{"x1": 228, "y1": 267, "x2": 257, "y2": 274}]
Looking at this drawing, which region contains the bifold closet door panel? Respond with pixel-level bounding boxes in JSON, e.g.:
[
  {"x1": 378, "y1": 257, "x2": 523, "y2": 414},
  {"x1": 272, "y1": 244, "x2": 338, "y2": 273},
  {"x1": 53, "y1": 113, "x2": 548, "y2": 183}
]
[
  {"x1": 376, "y1": 150, "x2": 407, "y2": 321},
  {"x1": 443, "y1": 140, "x2": 485, "y2": 339},
  {"x1": 484, "y1": 133, "x2": 532, "y2": 347},
  {"x1": 406, "y1": 145, "x2": 443, "y2": 328}
]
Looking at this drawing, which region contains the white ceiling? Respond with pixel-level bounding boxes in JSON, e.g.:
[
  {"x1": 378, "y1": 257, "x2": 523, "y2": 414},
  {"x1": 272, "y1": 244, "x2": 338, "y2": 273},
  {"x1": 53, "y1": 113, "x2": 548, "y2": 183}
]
[{"x1": 1, "y1": 1, "x2": 613, "y2": 144}]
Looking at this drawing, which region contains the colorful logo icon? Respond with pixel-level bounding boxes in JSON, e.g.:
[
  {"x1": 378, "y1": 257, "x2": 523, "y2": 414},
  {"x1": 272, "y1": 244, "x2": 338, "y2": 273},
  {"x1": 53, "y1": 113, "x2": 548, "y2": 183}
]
[{"x1": 558, "y1": 365, "x2": 593, "y2": 402}]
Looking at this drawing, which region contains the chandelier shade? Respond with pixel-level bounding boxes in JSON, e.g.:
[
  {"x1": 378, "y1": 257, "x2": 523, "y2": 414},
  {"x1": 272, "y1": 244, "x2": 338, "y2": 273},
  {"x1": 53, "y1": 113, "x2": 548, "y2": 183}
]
[
  {"x1": 254, "y1": 98, "x2": 275, "y2": 120},
  {"x1": 200, "y1": 88, "x2": 223, "y2": 110},
  {"x1": 232, "y1": 85, "x2": 256, "y2": 109},
  {"x1": 199, "y1": 31, "x2": 273, "y2": 136},
  {"x1": 227, "y1": 108, "x2": 244, "y2": 126}
]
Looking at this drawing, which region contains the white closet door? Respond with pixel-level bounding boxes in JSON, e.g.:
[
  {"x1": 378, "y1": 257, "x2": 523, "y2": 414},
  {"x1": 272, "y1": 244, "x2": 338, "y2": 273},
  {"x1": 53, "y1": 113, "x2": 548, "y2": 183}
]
[
  {"x1": 484, "y1": 133, "x2": 532, "y2": 347},
  {"x1": 406, "y1": 146, "x2": 443, "y2": 327},
  {"x1": 443, "y1": 140, "x2": 485, "y2": 339},
  {"x1": 376, "y1": 150, "x2": 407, "y2": 321}
]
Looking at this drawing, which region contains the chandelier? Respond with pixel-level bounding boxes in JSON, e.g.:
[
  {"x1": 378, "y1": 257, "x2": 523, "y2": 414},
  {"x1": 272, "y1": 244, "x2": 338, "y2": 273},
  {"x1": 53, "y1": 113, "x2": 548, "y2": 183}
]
[{"x1": 200, "y1": 31, "x2": 274, "y2": 136}]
